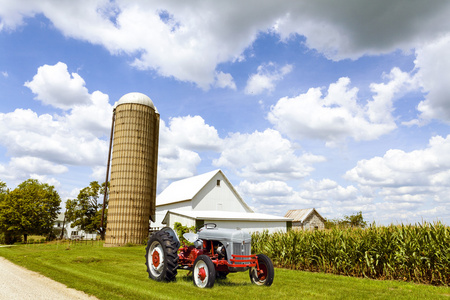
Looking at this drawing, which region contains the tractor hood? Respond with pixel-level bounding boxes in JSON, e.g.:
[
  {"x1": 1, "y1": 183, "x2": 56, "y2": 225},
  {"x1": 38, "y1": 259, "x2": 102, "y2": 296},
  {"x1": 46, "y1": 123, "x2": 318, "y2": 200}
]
[{"x1": 197, "y1": 227, "x2": 251, "y2": 244}]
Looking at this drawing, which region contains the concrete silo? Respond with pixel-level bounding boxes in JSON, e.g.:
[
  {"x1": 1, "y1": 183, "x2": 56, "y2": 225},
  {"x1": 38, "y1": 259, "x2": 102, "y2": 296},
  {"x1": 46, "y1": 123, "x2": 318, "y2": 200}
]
[{"x1": 105, "y1": 92, "x2": 159, "y2": 246}]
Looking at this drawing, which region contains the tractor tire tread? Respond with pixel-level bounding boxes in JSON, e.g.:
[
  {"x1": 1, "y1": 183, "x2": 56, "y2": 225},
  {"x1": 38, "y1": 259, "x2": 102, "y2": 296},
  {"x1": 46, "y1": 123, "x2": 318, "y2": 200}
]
[
  {"x1": 249, "y1": 253, "x2": 274, "y2": 286},
  {"x1": 145, "y1": 230, "x2": 179, "y2": 282}
]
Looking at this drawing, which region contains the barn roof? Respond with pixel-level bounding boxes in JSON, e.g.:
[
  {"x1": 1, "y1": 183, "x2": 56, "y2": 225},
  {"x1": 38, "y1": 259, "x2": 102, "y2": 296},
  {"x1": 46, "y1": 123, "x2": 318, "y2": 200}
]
[
  {"x1": 55, "y1": 213, "x2": 65, "y2": 222},
  {"x1": 284, "y1": 208, "x2": 325, "y2": 223},
  {"x1": 156, "y1": 169, "x2": 252, "y2": 212},
  {"x1": 162, "y1": 209, "x2": 292, "y2": 224}
]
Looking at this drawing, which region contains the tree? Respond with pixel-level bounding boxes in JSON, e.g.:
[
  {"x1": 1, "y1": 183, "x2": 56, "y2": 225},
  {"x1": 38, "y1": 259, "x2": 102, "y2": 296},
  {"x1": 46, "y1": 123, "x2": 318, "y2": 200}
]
[
  {"x1": 0, "y1": 181, "x2": 6, "y2": 194},
  {"x1": 65, "y1": 181, "x2": 108, "y2": 239},
  {"x1": 343, "y1": 211, "x2": 367, "y2": 228},
  {"x1": 0, "y1": 179, "x2": 61, "y2": 243},
  {"x1": 0, "y1": 181, "x2": 18, "y2": 244},
  {"x1": 325, "y1": 211, "x2": 367, "y2": 229},
  {"x1": 324, "y1": 218, "x2": 340, "y2": 229}
]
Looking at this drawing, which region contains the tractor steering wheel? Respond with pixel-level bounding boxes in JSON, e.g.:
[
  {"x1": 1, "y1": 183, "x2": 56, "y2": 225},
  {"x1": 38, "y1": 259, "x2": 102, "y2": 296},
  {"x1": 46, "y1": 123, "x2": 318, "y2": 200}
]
[{"x1": 197, "y1": 223, "x2": 217, "y2": 232}]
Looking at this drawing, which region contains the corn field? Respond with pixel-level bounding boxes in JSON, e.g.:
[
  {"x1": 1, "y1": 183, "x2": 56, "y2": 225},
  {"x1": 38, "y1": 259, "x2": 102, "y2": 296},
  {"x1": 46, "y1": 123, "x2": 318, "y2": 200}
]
[{"x1": 251, "y1": 222, "x2": 450, "y2": 285}]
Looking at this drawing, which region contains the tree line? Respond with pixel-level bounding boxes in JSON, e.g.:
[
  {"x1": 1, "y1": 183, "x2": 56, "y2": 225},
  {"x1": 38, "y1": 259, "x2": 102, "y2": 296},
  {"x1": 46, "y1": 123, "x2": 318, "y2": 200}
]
[
  {"x1": 0, "y1": 179, "x2": 108, "y2": 244},
  {"x1": 324, "y1": 211, "x2": 367, "y2": 229}
]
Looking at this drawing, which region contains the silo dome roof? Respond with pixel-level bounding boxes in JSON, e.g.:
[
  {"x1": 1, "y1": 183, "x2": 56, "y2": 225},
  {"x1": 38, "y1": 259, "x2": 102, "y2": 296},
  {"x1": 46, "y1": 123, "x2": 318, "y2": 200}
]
[{"x1": 114, "y1": 92, "x2": 158, "y2": 112}]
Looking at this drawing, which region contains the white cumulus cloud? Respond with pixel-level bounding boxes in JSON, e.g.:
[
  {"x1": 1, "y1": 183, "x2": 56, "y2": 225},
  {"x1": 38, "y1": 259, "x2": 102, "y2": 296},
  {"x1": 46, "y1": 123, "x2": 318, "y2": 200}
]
[
  {"x1": 343, "y1": 135, "x2": 450, "y2": 222},
  {"x1": 213, "y1": 128, "x2": 325, "y2": 181},
  {"x1": 157, "y1": 116, "x2": 221, "y2": 189},
  {"x1": 412, "y1": 34, "x2": 450, "y2": 123},
  {"x1": 268, "y1": 70, "x2": 416, "y2": 146},
  {"x1": 214, "y1": 71, "x2": 236, "y2": 90},
  {"x1": 245, "y1": 62, "x2": 293, "y2": 95},
  {"x1": 300, "y1": 179, "x2": 359, "y2": 202},
  {"x1": 0, "y1": 62, "x2": 113, "y2": 184},
  {"x1": 237, "y1": 179, "x2": 312, "y2": 216},
  {"x1": 157, "y1": 145, "x2": 201, "y2": 191},
  {"x1": 24, "y1": 62, "x2": 91, "y2": 110},
  {"x1": 238, "y1": 180, "x2": 293, "y2": 197},
  {"x1": 160, "y1": 115, "x2": 223, "y2": 152},
  {"x1": 345, "y1": 135, "x2": 450, "y2": 187}
]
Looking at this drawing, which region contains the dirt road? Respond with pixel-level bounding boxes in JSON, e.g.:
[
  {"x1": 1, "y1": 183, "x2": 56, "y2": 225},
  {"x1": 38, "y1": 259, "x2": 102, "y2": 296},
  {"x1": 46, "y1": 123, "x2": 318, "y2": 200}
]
[{"x1": 0, "y1": 256, "x2": 97, "y2": 300}]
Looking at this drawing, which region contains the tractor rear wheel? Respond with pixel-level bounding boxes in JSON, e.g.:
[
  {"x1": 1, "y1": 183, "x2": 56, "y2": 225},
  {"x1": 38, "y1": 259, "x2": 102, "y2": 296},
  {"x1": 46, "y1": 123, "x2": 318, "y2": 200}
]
[
  {"x1": 249, "y1": 254, "x2": 274, "y2": 286},
  {"x1": 145, "y1": 230, "x2": 179, "y2": 282},
  {"x1": 193, "y1": 255, "x2": 216, "y2": 288}
]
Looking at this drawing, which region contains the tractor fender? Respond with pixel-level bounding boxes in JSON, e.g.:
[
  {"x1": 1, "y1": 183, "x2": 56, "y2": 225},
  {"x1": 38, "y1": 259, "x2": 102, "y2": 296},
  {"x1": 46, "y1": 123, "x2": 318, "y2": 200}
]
[{"x1": 160, "y1": 227, "x2": 181, "y2": 249}]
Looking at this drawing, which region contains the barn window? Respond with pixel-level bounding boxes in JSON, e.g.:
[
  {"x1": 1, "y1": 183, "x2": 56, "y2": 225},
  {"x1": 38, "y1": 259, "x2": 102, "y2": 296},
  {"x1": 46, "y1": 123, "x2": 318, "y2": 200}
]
[{"x1": 217, "y1": 180, "x2": 221, "y2": 186}]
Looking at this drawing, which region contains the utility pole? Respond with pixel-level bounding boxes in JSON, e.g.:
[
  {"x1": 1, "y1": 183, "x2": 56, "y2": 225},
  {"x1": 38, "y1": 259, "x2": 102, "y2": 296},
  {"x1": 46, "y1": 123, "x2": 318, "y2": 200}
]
[{"x1": 100, "y1": 111, "x2": 115, "y2": 240}]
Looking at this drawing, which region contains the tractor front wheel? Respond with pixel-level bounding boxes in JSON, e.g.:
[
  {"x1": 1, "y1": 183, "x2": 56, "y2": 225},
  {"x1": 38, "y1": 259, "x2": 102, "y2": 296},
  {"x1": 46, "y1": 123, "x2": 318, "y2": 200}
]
[
  {"x1": 249, "y1": 254, "x2": 274, "y2": 286},
  {"x1": 145, "y1": 230, "x2": 179, "y2": 282},
  {"x1": 193, "y1": 255, "x2": 216, "y2": 288}
]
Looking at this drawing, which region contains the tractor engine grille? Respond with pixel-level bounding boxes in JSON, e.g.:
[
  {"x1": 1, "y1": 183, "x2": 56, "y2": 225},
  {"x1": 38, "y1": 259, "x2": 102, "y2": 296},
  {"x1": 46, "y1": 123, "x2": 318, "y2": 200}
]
[{"x1": 232, "y1": 242, "x2": 251, "y2": 264}]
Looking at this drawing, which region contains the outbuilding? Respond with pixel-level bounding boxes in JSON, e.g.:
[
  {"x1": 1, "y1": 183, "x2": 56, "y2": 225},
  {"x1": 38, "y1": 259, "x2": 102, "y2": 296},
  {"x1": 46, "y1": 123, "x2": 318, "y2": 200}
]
[
  {"x1": 54, "y1": 213, "x2": 98, "y2": 240},
  {"x1": 152, "y1": 169, "x2": 291, "y2": 233},
  {"x1": 284, "y1": 208, "x2": 326, "y2": 230}
]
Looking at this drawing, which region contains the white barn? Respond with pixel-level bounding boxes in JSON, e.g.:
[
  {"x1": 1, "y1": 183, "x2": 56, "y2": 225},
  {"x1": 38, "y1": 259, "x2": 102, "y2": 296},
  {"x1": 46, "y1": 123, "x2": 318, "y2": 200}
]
[{"x1": 152, "y1": 170, "x2": 291, "y2": 233}]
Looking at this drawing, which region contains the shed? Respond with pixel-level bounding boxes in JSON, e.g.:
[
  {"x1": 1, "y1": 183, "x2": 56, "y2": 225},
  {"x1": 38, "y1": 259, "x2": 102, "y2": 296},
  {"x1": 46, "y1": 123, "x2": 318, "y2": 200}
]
[{"x1": 284, "y1": 208, "x2": 325, "y2": 230}]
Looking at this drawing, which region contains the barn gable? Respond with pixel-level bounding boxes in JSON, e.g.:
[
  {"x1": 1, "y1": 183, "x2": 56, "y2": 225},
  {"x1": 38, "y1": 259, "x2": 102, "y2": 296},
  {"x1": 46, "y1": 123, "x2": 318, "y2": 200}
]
[
  {"x1": 191, "y1": 170, "x2": 253, "y2": 212},
  {"x1": 156, "y1": 169, "x2": 252, "y2": 212}
]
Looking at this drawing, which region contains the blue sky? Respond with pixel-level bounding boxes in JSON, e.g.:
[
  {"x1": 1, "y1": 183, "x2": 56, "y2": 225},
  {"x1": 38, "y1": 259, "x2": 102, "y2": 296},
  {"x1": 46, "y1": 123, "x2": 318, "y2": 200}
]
[{"x1": 1, "y1": 1, "x2": 450, "y2": 225}]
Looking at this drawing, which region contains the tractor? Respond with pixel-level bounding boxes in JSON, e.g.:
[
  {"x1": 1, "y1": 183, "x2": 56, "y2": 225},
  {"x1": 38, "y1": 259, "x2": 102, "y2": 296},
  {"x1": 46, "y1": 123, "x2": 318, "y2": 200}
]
[{"x1": 145, "y1": 223, "x2": 274, "y2": 288}]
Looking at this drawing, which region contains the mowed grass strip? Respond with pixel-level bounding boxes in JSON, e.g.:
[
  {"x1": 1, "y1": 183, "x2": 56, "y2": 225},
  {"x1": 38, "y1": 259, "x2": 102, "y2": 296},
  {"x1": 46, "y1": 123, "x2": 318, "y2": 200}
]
[{"x1": 0, "y1": 242, "x2": 449, "y2": 300}]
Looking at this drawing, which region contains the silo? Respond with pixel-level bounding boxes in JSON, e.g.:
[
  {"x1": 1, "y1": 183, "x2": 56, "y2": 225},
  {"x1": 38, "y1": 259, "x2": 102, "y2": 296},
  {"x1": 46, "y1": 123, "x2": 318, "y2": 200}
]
[{"x1": 105, "y1": 92, "x2": 159, "y2": 246}]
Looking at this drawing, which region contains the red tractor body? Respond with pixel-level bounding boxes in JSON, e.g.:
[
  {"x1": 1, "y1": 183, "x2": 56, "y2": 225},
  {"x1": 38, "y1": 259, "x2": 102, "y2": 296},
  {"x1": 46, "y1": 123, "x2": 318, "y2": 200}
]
[{"x1": 178, "y1": 243, "x2": 259, "y2": 272}]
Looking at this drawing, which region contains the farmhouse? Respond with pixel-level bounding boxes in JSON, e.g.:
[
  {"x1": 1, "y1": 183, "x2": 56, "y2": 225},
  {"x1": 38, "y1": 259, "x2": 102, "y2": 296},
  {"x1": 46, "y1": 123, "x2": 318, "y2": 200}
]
[
  {"x1": 152, "y1": 169, "x2": 292, "y2": 233},
  {"x1": 284, "y1": 208, "x2": 326, "y2": 230},
  {"x1": 54, "y1": 213, "x2": 97, "y2": 240}
]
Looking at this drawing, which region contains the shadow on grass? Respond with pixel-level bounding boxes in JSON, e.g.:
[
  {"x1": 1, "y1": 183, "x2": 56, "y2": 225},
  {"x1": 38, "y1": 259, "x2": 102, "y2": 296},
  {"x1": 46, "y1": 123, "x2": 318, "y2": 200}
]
[
  {"x1": 71, "y1": 256, "x2": 103, "y2": 264},
  {"x1": 178, "y1": 273, "x2": 252, "y2": 287}
]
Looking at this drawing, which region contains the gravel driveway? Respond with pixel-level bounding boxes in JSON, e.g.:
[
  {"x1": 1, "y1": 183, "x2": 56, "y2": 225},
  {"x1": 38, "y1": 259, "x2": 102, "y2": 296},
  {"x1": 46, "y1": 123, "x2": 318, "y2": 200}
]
[{"x1": 0, "y1": 256, "x2": 97, "y2": 300}]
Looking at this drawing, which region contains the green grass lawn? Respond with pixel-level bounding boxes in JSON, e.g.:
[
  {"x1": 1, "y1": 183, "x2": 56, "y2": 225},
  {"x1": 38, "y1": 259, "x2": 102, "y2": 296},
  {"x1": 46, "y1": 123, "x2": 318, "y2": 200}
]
[{"x1": 0, "y1": 241, "x2": 449, "y2": 299}]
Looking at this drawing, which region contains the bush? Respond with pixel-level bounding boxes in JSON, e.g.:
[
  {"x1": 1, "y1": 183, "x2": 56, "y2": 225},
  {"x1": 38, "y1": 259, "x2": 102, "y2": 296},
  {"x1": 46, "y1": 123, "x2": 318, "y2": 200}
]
[
  {"x1": 173, "y1": 222, "x2": 195, "y2": 245},
  {"x1": 0, "y1": 231, "x2": 22, "y2": 244}
]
